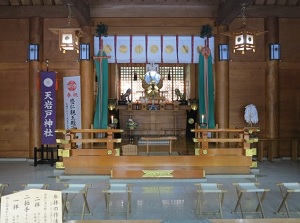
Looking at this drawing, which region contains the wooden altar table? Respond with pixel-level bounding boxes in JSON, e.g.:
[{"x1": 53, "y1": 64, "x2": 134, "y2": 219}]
[{"x1": 140, "y1": 136, "x2": 177, "y2": 155}]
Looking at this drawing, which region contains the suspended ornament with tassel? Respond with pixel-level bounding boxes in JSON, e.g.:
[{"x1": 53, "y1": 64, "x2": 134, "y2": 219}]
[
  {"x1": 200, "y1": 24, "x2": 213, "y2": 58},
  {"x1": 96, "y1": 22, "x2": 108, "y2": 51}
]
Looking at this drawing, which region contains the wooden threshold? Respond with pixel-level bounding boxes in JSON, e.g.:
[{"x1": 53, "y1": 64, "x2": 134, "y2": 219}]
[
  {"x1": 63, "y1": 155, "x2": 252, "y2": 175},
  {"x1": 111, "y1": 166, "x2": 205, "y2": 179}
]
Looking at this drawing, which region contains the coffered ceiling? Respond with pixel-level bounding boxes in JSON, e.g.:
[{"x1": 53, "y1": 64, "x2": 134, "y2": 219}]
[{"x1": 0, "y1": 0, "x2": 299, "y2": 26}]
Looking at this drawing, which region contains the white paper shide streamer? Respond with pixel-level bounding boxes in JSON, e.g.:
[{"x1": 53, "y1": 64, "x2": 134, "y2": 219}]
[{"x1": 244, "y1": 104, "x2": 258, "y2": 126}]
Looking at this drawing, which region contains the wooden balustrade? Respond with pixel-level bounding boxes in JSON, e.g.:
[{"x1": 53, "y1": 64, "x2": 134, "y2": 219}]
[
  {"x1": 257, "y1": 138, "x2": 299, "y2": 162},
  {"x1": 57, "y1": 128, "x2": 260, "y2": 177},
  {"x1": 191, "y1": 128, "x2": 259, "y2": 162},
  {"x1": 55, "y1": 128, "x2": 123, "y2": 169}
]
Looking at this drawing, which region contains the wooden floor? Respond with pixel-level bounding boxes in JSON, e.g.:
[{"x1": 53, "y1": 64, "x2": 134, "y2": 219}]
[
  {"x1": 66, "y1": 219, "x2": 300, "y2": 223},
  {"x1": 3, "y1": 160, "x2": 299, "y2": 222},
  {"x1": 66, "y1": 221, "x2": 161, "y2": 223},
  {"x1": 211, "y1": 219, "x2": 300, "y2": 223}
]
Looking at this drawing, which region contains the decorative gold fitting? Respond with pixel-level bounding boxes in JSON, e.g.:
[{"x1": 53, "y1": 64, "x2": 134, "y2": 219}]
[
  {"x1": 115, "y1": 148, "x2": 120, "y2": 156},
  {"x1": 245, "y1": 148, "x2": 257, "y2": 156},
  {"x1": 251, "y1": 161, "x2": 258, "y2": 168},
  {"x1": 56, "y1": 162, "x2": 65, "y2": 169},
  {"x1": 142, "y1": 170, "x2": 174, "y2": 178}
]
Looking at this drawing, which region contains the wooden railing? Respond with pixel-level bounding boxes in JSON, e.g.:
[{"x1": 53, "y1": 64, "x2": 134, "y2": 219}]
[
  {"x1": 55, "y1": 128, "x2": 123, "y2": 169},
  {"x1": 257, "y1": 138, "x2": 299, "y2": 162},
  {"x1": 191, "y1": 127, "x2": 259, "y2": 167},
  {"x1": 192, "y1": 127, "x2": 299, "y2": 162},
  {"x1": 56, "y1": 128, "x2": 123, "y2": 149}
]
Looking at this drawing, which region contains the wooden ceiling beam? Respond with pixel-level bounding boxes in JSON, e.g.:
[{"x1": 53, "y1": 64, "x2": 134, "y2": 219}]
[
  {"x1": 61, "y1": 0, "x2": 90, "y2": 26},
  {"x1": 216, "y1": 0, "x2": 254, "y2": 25},
  {"x1": 0, "y1": 5, "x2": 68, "y2": 18},
  {"x1": 246, "y1": 5, "x2": 300, "y2": 17},
  {"x1": 0, "y1": 0, "x2": 90, "y2": 26},
  {"x1": 89, "y1": 4, "x2": 218, "y2": 18},
  {"x1": 1, "y1": 0, "x2": 299, "y2": 26}
]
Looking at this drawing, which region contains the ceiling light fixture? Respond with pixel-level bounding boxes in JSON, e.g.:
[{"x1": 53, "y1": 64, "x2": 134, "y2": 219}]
[
  {"x1": 222, "y1": 4, "x2": 267, "y2": 54},
  {"x1": 49, "y1": 4, "x2": 85, "y2": 53}
]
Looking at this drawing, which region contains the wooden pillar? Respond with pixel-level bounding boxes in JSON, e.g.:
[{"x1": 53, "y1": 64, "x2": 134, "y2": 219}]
[
  {"x1": 80, "y1": 25, "x2": 94, "y2": 145},
  {"x1": 29, "y1": 17, "x2": 43, "y2": 158},
  {"x1": 109, "y1": 64, "x2": 118, "y2": 99},
  {"x1": 215, "y1": 25, "x2": 229, "y2": 141},
  {"x1": 265, "y1": 17, "x2": 279, "y2": 159},
  {"x1": 189, "y1": 64, "x2": 197, "y2": 99}
]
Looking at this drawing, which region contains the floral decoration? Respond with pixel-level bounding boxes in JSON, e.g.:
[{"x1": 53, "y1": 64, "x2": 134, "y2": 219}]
[{"x1": 126, "y1": 118, "x2": 138, "y2": 129}]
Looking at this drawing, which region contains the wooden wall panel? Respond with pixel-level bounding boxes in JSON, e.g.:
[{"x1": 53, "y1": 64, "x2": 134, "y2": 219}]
[
  {"x1": 0, "y1": 130, "x2": 29, "y2": 158},
  {"x1": 229, "y1": 63, "x2": 265, "y2": 136},
  {"x1": 0, "y1": 62, "x2": 30, "y2": 157},
  {"x1": 278, "y1": 19, "x2": 300, "y2": 139},
  {"x1": 280, "y1": 19, "x2": 300, "y2": 61},
  {"x1": 0, "y1": 111, "x2": 29, "y2": 131},
  {"x1": 0, "y1": 19, "x2": 29, "y2": 41},
  {"x1": 0, "y1": 41, "x2": 28, "y2": 62},
  {"x1": 0, "y1": 19, "x2": 28, "y2": 62},
  {"x1": 279, "y1": 70, "x2": 300, "y2": 138}
]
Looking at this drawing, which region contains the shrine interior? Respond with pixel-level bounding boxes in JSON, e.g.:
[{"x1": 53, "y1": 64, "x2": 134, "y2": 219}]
[{"x1": 0, "y1": 0, "x2": 299, "y2": 222}]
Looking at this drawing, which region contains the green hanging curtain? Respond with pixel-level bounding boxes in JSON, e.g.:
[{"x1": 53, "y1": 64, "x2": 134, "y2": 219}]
[
  {"x1": 93, "y1": 51, "x2": 109, "y2": 129},
  {"x1": 198, "y1": 48, "x2": 215, "y2": 128}
]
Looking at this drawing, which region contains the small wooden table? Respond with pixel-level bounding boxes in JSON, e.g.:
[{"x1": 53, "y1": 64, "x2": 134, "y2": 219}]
[
  {"x1": 34, "y1": 145, "x2": 59, "y2": 167},
  {"x1": 140, "y1": 136, "x2": 177, "y2": 155}
]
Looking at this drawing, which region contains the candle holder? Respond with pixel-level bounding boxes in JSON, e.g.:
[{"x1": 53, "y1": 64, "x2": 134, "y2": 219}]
[
  {"x1": 199, "y1": 122, "x2": 207, "y2": 128},
  {"x1": 108, "y1": 123, "x2": 116, "y2": 129},
  {"x1": 108, "y1": 98, "x2": 117, "y2": 111},
  {"x1": 188, "y1": 99, "x2": 198, "y2": 111}
]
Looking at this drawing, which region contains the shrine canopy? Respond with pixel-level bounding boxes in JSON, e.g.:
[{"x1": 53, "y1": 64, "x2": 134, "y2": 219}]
[{"x1": 94, "y1": 35, "x2": 215, "y2": 64}]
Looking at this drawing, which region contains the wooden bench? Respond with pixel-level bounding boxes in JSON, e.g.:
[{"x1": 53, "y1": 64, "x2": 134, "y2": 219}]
[{"x1": 140, "y1": 136, "x2": 177, "y2": 155}]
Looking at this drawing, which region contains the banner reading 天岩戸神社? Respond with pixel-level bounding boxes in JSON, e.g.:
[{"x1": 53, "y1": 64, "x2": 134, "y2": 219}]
[{"x1": 40, "y1": 71, "x2": 56, "y2": 144}]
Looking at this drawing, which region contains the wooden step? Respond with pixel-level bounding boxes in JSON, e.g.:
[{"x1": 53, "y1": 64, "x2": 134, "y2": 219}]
[
  {"x1": 63, "y1": 155, "x2": 252, "y2": 175},
  {"x1": 111, "y1": 166, "x2": 205, "y2": 179}
]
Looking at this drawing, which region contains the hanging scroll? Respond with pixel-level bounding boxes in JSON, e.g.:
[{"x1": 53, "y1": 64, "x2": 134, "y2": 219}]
[
  {"x1": 132, "y1": 36, "x2": 146, "y2": 63},
  {"x1": 40, "y1": 71, "x2": 56, "y2": 145},
  {"x1": 178, "y1": 36, "x2": 192, "y2": 63},
  {"x1": 94, "y1": 35, "x2": 214, "y2": 64}
]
